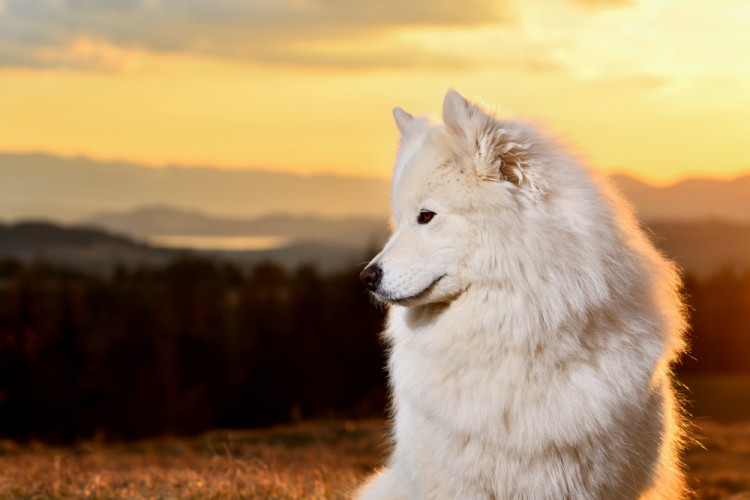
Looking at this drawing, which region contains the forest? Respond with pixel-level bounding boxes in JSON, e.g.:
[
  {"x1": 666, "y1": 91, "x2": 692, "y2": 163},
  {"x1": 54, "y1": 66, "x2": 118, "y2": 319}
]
[{"x1": 0, "y1": 256, "x2": 748, "y2": 443}]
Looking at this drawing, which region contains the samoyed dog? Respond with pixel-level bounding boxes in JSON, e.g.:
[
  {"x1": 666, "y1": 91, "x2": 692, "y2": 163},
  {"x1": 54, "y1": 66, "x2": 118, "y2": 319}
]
[{"x1": 357, "y1": 90, "x2": 688, "y2": 499}]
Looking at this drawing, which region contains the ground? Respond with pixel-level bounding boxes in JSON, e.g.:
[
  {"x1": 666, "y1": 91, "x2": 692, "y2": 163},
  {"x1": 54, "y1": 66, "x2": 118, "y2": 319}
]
[{"x1": 0, "y1": 419, "x2": 748, "y2": 499}]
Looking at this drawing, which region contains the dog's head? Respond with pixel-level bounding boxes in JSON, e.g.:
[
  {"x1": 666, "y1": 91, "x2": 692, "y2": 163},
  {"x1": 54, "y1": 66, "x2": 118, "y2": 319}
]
[
  {"x1": 360, "y1": 90, "x2": 535, "y2": 306},
  {"x1": 360, "y1": 90, "x2": 608, "y2": 309}
]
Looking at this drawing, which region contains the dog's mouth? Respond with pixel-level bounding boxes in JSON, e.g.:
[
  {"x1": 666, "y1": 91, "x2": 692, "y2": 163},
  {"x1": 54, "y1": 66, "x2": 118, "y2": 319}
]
[{"x1": 377, "y1": 275, "x2": 446, "y2": 305}]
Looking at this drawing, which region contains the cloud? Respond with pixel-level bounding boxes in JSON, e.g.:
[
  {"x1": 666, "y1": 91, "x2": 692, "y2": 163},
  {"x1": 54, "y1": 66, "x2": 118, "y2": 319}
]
[
  {"x1": 0, "y1": 0, "x2": 515, "y2": 70},
  {"x1": 0, "y1": 37, "x2": 153, "y2": 72}
]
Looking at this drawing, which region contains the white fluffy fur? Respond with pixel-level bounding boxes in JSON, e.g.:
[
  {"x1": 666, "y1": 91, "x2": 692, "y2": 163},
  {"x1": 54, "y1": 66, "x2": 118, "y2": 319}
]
[{"x1": 357, "y1": 90, "x2": 688, "y2": 499}]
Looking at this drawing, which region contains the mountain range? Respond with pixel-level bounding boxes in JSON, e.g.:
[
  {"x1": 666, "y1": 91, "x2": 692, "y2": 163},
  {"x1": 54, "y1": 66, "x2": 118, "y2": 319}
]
[
  {"x1": 0, "y1": 153, "x2": 391, "y2": 222},
  {"x1": 611, "y1": 174, "x2": 750, "y2": 222},
  {"x1": 2, "y1": 152, "x2": 750, "y2": 277},
  {"x1": 2, "y1": 152, "x2": 750, "y2": 223},
  {"x1": 0, "y1": 221, "x2": 374, "y2": 274}
]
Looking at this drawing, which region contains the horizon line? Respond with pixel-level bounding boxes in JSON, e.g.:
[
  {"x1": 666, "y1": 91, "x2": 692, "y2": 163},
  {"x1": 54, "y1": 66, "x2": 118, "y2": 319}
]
[{"x1": 1, "y1": 148, "x2": 749, "y2": 187}]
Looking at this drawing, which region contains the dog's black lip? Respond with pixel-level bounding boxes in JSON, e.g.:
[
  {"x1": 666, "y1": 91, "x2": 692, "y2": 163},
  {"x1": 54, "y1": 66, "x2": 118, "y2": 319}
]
[{"x1": 378, "y1": 275, "x2": 446, "y2": 305}]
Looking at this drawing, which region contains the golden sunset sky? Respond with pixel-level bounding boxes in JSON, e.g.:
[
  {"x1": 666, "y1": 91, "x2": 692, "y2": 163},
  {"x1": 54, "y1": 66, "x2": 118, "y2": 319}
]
[{"x1": 0, "y1": 0, "x2": 748, "y2": 184}]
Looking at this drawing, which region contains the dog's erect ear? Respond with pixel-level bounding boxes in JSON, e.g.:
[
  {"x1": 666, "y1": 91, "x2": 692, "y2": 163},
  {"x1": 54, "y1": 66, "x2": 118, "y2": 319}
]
[
  {"x1": 442, "y1": 89, "x2": 475, "y2": 132},
  {"x1": 393, "y1": 107, "x2": 428, "y2": 137},
  {"x1": 443, "y1": 89, "x2": 495, "y2": 135},
  {"x1": 393, "y1": 107, "x2": 413, "y2": 135}
]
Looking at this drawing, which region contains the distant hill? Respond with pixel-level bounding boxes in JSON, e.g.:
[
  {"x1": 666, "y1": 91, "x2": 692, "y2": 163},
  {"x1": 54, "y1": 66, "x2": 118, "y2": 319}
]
[
  {"x1": 0, "y1": 222, "x2": 371, "y2": 274},
  {"x1": 0, "y1": 153, "x2": 390, "y2": 222},
  {"x1": 2, "y1": 152, "x2": 750, "y2": 223},
  {"x1": 611, "y1": 174, "x2": 750, "y2": 222},
  {"x1": 646, "y1": 219, "x2": 750, "y2": 278},
  {"x1": 3, "y1": 152, "x2": 750, "y2": 276},
  {"x1": 0, "y1": 221, "x2": 174, "y2": 272}
]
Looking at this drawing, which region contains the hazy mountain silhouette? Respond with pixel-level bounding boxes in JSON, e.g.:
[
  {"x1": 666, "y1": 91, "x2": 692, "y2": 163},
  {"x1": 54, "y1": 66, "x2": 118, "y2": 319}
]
[
  {"x1": 0, "y1": 153, "x2": 390, "y2": 222},
  {"x1": 646, "y1": 219, "x2": 750, "y2": 277},
  {"x1": 2, "y1": 153, "x2": 750, "y2": 223},
  {"x1": 3, "y1": 152, "x2": 750, "y2": 276},
  {"x1": 0, "y1": 221, "x2": 174, "y2": 272},
  {"x1": 611, "y1": 174, "x2": 750, "y2": 222},
  {"x1": 0, "y1": 222, "x2": 371, "y2": 273}
]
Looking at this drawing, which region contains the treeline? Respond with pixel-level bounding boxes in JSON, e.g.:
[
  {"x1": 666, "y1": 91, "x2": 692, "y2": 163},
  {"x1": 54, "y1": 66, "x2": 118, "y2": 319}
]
[
  {"x1": 0, "y1": 257, "x2": 748, "y2": 443},
  {"x1": 680, "y1": 271, "x2": 750, "y2": 373},
  {"x1": 0, "y1": 257, "x2": 386, "y2": 443}
]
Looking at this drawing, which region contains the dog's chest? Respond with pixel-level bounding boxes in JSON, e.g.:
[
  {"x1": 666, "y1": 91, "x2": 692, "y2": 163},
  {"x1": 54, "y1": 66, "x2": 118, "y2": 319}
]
[
  {"x1": 387, "y1": 305, "x2": 618, "y2": 451},
  {"x1": 390, "y1": 335, "x2": 556, "y2": 441}
]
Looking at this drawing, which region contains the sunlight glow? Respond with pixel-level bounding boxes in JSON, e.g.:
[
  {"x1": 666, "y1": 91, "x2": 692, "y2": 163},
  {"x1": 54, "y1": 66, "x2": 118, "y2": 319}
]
[{"x1": 0, "y1": 0, "x2": 747, "y2": 184}]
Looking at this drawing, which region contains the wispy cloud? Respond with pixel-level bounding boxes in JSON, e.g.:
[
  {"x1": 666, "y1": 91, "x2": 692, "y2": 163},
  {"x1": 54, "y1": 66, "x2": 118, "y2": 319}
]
[{"x1": 0, "y1": 0, "x2": 515, "y2": 70}]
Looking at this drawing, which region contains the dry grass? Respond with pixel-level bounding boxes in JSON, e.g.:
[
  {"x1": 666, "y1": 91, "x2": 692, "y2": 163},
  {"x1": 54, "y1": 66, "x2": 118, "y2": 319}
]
[
  {"x1": 686, "y1": 418, "x2": 750, "y2": 499},
  {"x1": 0, "y1": 418, "x2": 748, "y2": 499},
  {"x1": 0, "y1": 420, "x2": 385, "y2": 499}
]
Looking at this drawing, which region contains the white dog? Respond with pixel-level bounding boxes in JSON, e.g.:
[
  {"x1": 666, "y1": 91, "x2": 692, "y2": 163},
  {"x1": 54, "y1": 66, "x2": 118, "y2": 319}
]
[{"x1": 357, "y1": 90, "x2": 688, "y2": 499}]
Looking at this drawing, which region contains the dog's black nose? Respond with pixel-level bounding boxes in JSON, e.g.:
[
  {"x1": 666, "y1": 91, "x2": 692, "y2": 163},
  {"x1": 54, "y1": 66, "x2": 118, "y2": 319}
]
[{"x1": 359, "y1": 265, "x2": 382, "y2": 291}]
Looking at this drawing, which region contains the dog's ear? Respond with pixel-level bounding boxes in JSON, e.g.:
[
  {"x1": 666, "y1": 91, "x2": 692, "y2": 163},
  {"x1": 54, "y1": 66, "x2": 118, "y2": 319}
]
[
  {"x1": 442, "y1": 89, "x2": 475, "y2": 132},
  {"x1": 443, "y1": 89, "x2": 537, "y2": 190},
  {"x1": 393, "y1": 107, "x2": 428, "y2": 137}
]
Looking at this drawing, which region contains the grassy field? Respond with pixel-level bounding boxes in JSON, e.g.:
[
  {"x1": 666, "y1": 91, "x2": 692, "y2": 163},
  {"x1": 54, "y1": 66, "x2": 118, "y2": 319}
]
[{"x1": 1, "y1": 418, "x2": 749, "y2": 499}]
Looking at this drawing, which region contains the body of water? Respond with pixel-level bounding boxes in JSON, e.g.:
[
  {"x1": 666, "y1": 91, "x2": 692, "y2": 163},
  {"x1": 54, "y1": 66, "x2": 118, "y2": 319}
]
[{"x1": 147, "y1": 235, "x2": 291, "y2": 251}]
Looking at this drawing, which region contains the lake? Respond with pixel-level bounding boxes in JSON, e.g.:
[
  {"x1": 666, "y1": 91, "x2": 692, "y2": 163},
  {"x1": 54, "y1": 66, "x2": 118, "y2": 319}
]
[{"x1": 147, "y1": 235, "x2": 291, "y2": 251}]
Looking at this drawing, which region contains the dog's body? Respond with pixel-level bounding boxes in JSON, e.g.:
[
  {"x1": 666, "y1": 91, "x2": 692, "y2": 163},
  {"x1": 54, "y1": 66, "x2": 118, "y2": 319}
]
[{"x1": 357, "y1": 91, "x2": 687, "y2": 499}]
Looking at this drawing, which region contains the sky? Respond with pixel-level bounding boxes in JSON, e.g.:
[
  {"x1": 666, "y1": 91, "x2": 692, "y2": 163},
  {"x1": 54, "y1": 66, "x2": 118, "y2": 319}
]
[{"x1": 0, "y1": 0, "x2": 748, "y2": 184}]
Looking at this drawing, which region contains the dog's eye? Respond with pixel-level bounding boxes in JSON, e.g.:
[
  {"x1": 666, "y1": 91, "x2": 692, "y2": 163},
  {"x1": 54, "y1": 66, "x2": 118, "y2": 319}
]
[{"x1": 417, "y1": 210, "x2": 436, "y2": 225}]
